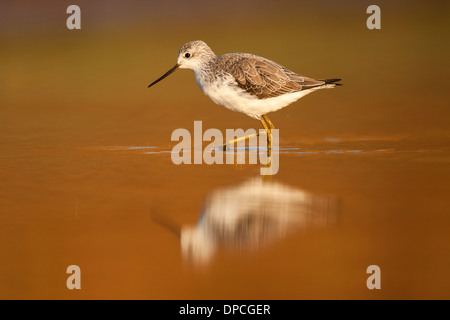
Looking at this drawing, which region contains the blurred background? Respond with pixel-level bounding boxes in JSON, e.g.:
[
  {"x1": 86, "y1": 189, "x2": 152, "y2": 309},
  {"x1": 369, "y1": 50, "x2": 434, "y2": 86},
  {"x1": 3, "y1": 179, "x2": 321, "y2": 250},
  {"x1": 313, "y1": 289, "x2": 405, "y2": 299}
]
[{"x1": 0, "y1": 0, "x2": 449, "y2": 299}]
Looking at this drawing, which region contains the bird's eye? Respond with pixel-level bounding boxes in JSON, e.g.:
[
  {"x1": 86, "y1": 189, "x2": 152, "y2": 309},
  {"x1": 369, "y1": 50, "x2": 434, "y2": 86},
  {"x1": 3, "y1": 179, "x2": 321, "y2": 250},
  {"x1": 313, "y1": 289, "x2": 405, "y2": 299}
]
[{"x1": 185, "y1": 53, "x2": 191, "y2": 58}]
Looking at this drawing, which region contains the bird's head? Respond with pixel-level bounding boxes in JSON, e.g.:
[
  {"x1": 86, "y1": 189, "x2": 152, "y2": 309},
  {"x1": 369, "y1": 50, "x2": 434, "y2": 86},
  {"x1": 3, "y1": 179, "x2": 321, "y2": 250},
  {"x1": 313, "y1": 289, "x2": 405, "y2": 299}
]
[
  {"x1": 148, "y1": 40, "x2": 216, "y2": 88},
  {"x1": 177, "y1": 40, "x2": 216, "y2": 70}
]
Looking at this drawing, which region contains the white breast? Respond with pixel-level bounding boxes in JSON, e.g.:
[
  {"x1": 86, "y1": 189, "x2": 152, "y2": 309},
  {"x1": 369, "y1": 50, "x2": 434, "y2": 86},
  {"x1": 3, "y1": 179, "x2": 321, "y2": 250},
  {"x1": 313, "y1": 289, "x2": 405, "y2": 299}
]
[{"x1": 195, "y1": 71, "x2": 318, "y2": 119}]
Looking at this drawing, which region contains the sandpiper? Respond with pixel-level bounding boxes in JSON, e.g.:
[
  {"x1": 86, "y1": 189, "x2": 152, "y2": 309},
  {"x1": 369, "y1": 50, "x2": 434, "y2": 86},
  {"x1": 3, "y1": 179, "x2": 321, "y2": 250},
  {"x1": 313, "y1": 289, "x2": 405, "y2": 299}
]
[{"x1": 148, "y1": 40, "x2": 341, "y2": 149}]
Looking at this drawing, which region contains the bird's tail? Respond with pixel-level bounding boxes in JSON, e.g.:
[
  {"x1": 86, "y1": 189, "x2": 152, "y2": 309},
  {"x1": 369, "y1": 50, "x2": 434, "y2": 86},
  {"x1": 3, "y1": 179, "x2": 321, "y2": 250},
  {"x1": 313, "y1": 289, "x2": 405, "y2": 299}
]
[{"x1": 321, "y1": 78, "x2": 342, "y2": 87}]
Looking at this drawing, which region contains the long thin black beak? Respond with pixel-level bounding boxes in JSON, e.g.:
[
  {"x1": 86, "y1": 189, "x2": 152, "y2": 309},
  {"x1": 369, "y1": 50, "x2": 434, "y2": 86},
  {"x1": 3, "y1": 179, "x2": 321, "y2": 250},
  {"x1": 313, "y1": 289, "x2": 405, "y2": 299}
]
[{"x1": 148, "y1": 64, "x2": 179, "y2": 88}]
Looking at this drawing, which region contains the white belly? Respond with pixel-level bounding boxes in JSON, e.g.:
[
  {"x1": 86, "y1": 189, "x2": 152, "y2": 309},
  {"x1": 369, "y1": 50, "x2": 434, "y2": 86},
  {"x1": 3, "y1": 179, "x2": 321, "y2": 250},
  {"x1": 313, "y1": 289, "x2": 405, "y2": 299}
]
[{"x1": 195, "y1": 73, "x2": 317, "y2": 119}]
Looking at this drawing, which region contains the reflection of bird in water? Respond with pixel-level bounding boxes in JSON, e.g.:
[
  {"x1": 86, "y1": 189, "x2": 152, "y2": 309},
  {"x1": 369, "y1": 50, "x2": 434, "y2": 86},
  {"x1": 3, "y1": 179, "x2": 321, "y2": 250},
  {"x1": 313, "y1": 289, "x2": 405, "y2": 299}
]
[{"x1": 152, "y1": 177, "x2": 337, "y2": 265}]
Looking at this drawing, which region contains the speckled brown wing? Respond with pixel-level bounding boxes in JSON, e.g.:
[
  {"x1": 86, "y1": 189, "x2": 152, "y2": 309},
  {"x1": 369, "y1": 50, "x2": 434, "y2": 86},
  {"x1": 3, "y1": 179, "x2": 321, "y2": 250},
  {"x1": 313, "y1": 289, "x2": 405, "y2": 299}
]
[{"x1": 217, "y1": 53, "x2": 325, "y2": 99}]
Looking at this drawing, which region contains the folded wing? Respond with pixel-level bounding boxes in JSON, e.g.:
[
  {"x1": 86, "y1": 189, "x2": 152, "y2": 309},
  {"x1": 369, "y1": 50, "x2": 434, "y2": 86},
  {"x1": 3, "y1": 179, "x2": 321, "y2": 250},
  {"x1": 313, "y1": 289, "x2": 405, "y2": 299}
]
[{"x1": 218, "y1": 53, "x2": 326, "y2": 99}]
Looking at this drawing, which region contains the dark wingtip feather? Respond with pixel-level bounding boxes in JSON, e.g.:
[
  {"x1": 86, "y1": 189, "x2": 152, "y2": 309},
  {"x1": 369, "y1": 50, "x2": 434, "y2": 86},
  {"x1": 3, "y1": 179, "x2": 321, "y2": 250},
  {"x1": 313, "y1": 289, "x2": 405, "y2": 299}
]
[{"x1": 321, "y1": 78, "x2": 342, "y2": 86}]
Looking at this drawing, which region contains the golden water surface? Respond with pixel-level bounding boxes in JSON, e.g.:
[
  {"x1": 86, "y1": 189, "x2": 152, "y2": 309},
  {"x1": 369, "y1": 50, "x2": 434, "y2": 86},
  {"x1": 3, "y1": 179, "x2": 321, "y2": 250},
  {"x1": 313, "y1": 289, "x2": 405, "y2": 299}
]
[{"x1": 1, "y1": 1, "x2": 449, "y2": 299}]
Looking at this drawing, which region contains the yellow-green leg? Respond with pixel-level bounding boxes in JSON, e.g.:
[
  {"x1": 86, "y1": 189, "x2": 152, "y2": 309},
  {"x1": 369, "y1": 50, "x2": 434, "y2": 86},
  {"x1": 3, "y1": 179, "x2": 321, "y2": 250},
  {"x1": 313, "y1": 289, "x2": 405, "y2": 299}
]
[
  {"x1": 222, "y1": 114, "x2": 275, "y2": 151},
  {"x1": 260, "y1": 114, "x2": 275, "y2": 150},
  {"x1": 222, "y1": 131, "x2": 263, "y2": 151},
  {"x1": 262, "y1": 114, "x2": 275, "y2": 130}
]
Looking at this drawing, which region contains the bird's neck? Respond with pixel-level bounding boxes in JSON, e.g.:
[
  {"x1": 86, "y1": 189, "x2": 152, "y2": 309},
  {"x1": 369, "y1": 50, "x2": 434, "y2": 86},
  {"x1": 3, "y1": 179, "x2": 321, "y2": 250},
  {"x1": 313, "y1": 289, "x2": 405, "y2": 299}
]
[{"x1": 193, "y1": 56, "x2": 218, "y2": 82}]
